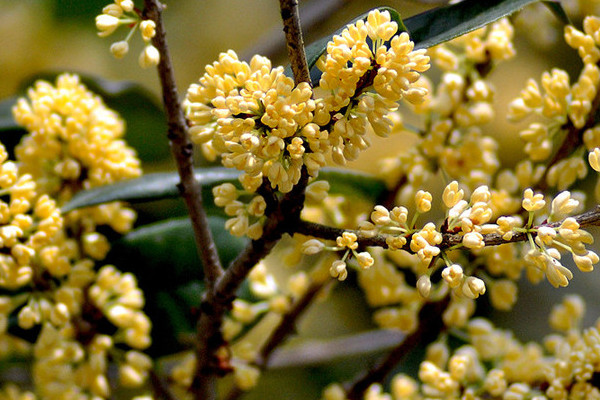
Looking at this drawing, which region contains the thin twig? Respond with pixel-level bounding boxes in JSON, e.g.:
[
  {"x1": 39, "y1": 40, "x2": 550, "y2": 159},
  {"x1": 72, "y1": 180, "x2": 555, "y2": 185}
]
[
  {"x1": 343, "y1": 297, "x2": 450, "y2": 400},
  {"x1": 143, "y1": 0, "x2": 224, "y2": 287},
  {"x1": 143, "y1": 2, "x2": 225, "y2": 399},
  {"x1": 240, "y1": 0, "x2": 348, "y2": 62},
  {"x1": 294, "y1": 205, "x2": 600, "y2": 251},
  {"x1": 224, "y1": 280, "x2": 329, "y2": 400},
  {"x1": 279, "y1": 0, "x2": 311, "y2": 85}
]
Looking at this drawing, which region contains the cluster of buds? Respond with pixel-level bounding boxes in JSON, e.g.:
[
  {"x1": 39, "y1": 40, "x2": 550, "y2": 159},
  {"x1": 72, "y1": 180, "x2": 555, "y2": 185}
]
[
  {"x1": 302, "y1": 231, "x2": 374, "y2": 281},
  {"x1": 212, "y1": 177, "x2": 266, "y2": 239},
  {"x1": 96, "y1": 0, "x2": 160, "y2": 68},
  {"x1": 184, "y1": 10, "x2": 430, "y2": 221}
]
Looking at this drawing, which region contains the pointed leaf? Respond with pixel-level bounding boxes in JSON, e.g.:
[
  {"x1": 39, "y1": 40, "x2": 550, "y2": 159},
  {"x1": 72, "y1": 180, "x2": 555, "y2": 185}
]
[
  {"x1": 62, "y1": 167, "x2": 387, "y2": 212},
  {"x1": 317, "y1": 168, "x2": 387, "y2": 201},
  {"x1": 404, "y1": 0, "x2": 568, "y2": 50},
  {"x1": 61, "y1": 168, "x2": 240, "y2": 213},
  {"x1": 106, "y1": 216, "x2": 248, "y2": 290}
]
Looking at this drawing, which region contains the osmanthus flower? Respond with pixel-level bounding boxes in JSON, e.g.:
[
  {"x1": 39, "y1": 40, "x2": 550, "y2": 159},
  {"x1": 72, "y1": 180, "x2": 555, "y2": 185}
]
[
  {"x1": 0, "y1": 144, "x2": 63, "y2": 290},
  {"x1": 95, "y1": 1, "x2": 160, "y2": 68},
  {"x1": 12, "y1": 74, "x2": 140, "y2": 256},
  {"x1": 185, "y1": 51, "x2": 324, "y2": 194},
  {"x1": 314, "y1": 10, "x2": 430, "y2": 165}
]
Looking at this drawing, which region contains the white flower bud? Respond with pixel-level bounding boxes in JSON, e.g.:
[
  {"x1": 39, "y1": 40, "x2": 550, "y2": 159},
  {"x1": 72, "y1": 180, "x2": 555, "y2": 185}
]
[
  {"x1": 110, "y1": 41, "x2": 129, "y2": 59},
  {"x1": 138, "y1": 45, "x2": 160, "y2": 69}
]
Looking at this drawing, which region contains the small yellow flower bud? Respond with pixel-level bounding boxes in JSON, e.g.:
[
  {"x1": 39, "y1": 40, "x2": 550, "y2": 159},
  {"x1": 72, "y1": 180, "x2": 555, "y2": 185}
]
[
  {"x1": 302, "y1": 239, "x2": 325, "y2": 255},
  {"x1": 110, "y1": 41, "x2": 129, "y2": 59},
  {"x1": 138, "y1": 45, "x2": 160, "y2": 69},
  {"x1": 417, "y1": 275, "x2": 431, "y2": 298},
  {"x1": 522, "y1": 188, "x2": 546, "y2": 212},
  {"x1": 140, "y1": 20, "x2": 156, "y2": 42},
  {"x1": 462, "y1": 276, "x2": 486, "y2": 299},
  {"x1": 463, "y1": 232, "x2": 484, "y2": 249},
  {"x1": 355, "y1": 251, "x2": 374, "y2": 269},
  {"x1": 589, "y1": 148, "x2": 600, "y2": 171},
  {"x1": 330, "y1": 260, "x2": 347, "y2": 281},
  {"x1": 415, "y1": 190, "x2": 432, "y2": 213},
  {"x1": 96, "y1": 14, "x2": 120, "y2": 37}
]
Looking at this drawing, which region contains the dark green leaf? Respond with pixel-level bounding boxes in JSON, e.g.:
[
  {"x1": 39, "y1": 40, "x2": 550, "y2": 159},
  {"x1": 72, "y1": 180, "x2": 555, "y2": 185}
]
[
  {"x1": 404, "y1": 0, "x2": 568, "y2": 50},
  {"x1": 61, "y1": 168, "x2": 240, "y2": 213},
  {"x1": 317, "y1": 168, "x2": 387, "y2": 202},
  {"x1": 62, "y1": 167, "x2": 387, "y2": 212},
  {"x1": 107, "y1": 216, "x2": 248, "y2": 290}
]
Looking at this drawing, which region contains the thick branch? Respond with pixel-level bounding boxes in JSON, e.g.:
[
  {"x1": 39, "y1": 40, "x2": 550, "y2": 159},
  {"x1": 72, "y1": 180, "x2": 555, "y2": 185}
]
[
  {"x1": 143, "y1": 0, "x2": 223, "y2": 288},
  {"x1": 190, "y1": 2, "x2": 312, "y2": 396},
  {"x1": 344, "y1": 297, "x2": 450, "y2": 400},
  {"x1": 279, "y1": 0, "x2": 311, "y2": 85}
]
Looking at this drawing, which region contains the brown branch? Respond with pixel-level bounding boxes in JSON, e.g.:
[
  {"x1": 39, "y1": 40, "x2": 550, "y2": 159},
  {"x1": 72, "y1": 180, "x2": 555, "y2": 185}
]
[
  {"x1": 295, "y1": 205, "x2": 600, "y2": 251},
  {"x1": 143, "y1": 2, "x2": 226, "y2": 399},
  {"x1": 343, "y1": 297, "x2": 450, "y2": 400},
  {"x1": 240, "y1": 0, "x2": 348, "y2": 62},
  {"x1": 279, "y1": 0, "x2": 311, "y2": 85},
  {"x1": 143, "y1": 0, "x2": 223, "y2": 287},
  {"x1": 189, "y1": 2, "x2": 313, "y2": 396},
  {"x1": 224, "y1": 280, "x2": 329, "y2": 400}
]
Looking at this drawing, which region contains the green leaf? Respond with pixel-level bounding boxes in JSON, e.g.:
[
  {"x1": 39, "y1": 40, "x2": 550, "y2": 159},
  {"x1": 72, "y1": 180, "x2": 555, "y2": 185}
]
[
  {"x1": 61, "y1": 168, "x2": 240, "y2": 213},
  {"x1": 108, "y1": 216, "x2": 248, "y2": 356},
  {"x1": 404, "y1": 0, "x2": 568, "y2": 50},
  {"x1": 62, "y1": 167, "x2": 387, "y2": 212},
  {"x1": 15, "y1": 72, "x2": 171, "y2": 164},
  {"x1": 542, "y1": 1, "x2": 571, "y2": 25},
  {"x1": 106, "y1": 216, "x2": 248, "y2": 290},
  {"x1": 287, "y1": 6, "x2": 407, "y2": 84},
  {"x1": 317, "y1": 168, "x2": 387, "y2": 202}
]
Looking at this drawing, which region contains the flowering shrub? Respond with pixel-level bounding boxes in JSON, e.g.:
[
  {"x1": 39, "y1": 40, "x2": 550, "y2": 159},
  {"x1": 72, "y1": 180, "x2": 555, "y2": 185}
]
[{"x1": 3, "y1": 0, "x2": 600, "y2": 399}]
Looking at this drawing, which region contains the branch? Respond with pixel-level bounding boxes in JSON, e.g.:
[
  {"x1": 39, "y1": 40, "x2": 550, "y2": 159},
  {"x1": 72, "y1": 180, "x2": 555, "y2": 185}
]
[
  {"x1": 279, "y1": 0, "x2": 311, "y2": 85},
  {"x1": 294, "y1": 205, "x2": 600, "y2": 251},
  {"x1": 240, "y1": 0, "x2": 347, "y2": 62},
  {"x1": 189, "y1": 2, "x2": 313, "y2": 397},
  {"x1": 143, "y1": 0, "x2": 223, "y2": 288},
  {"x1": 343, "y1": 297, "x2": 450, "y2": 400},
  {"x1": 224, "y1": 280, "x2": 329, "y2": 400},
  {"x1": 143, "y1": 2, "x2": 226, "y2": 399}
]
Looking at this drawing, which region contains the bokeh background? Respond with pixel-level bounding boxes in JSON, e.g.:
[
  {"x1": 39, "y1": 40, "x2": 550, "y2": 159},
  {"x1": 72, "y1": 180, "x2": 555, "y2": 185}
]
[{"x1": 2, "y1": 0, "x2": 600, "y2": 398}]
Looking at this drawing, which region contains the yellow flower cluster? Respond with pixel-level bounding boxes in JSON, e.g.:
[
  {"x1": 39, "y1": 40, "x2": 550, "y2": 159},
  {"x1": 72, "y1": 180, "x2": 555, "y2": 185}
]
[
  {"x1": 323, "y1": 295, "x2": 600, "y2": 400},
  {"x1": 508, "y1": 17, "x2": 600, "y2": 193},
  {"x1": 380, "y1": 21, "x2": 513, "y2": 198},
  {"x1": 5, "y1": 74, "x2": 152, "y2": 398},
  {"x1": 95, "y1": 0, "x2": 160, "y2": 68},
  {"x1": 185, "y1": 10, "x2": 430, "y2": 237}
]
